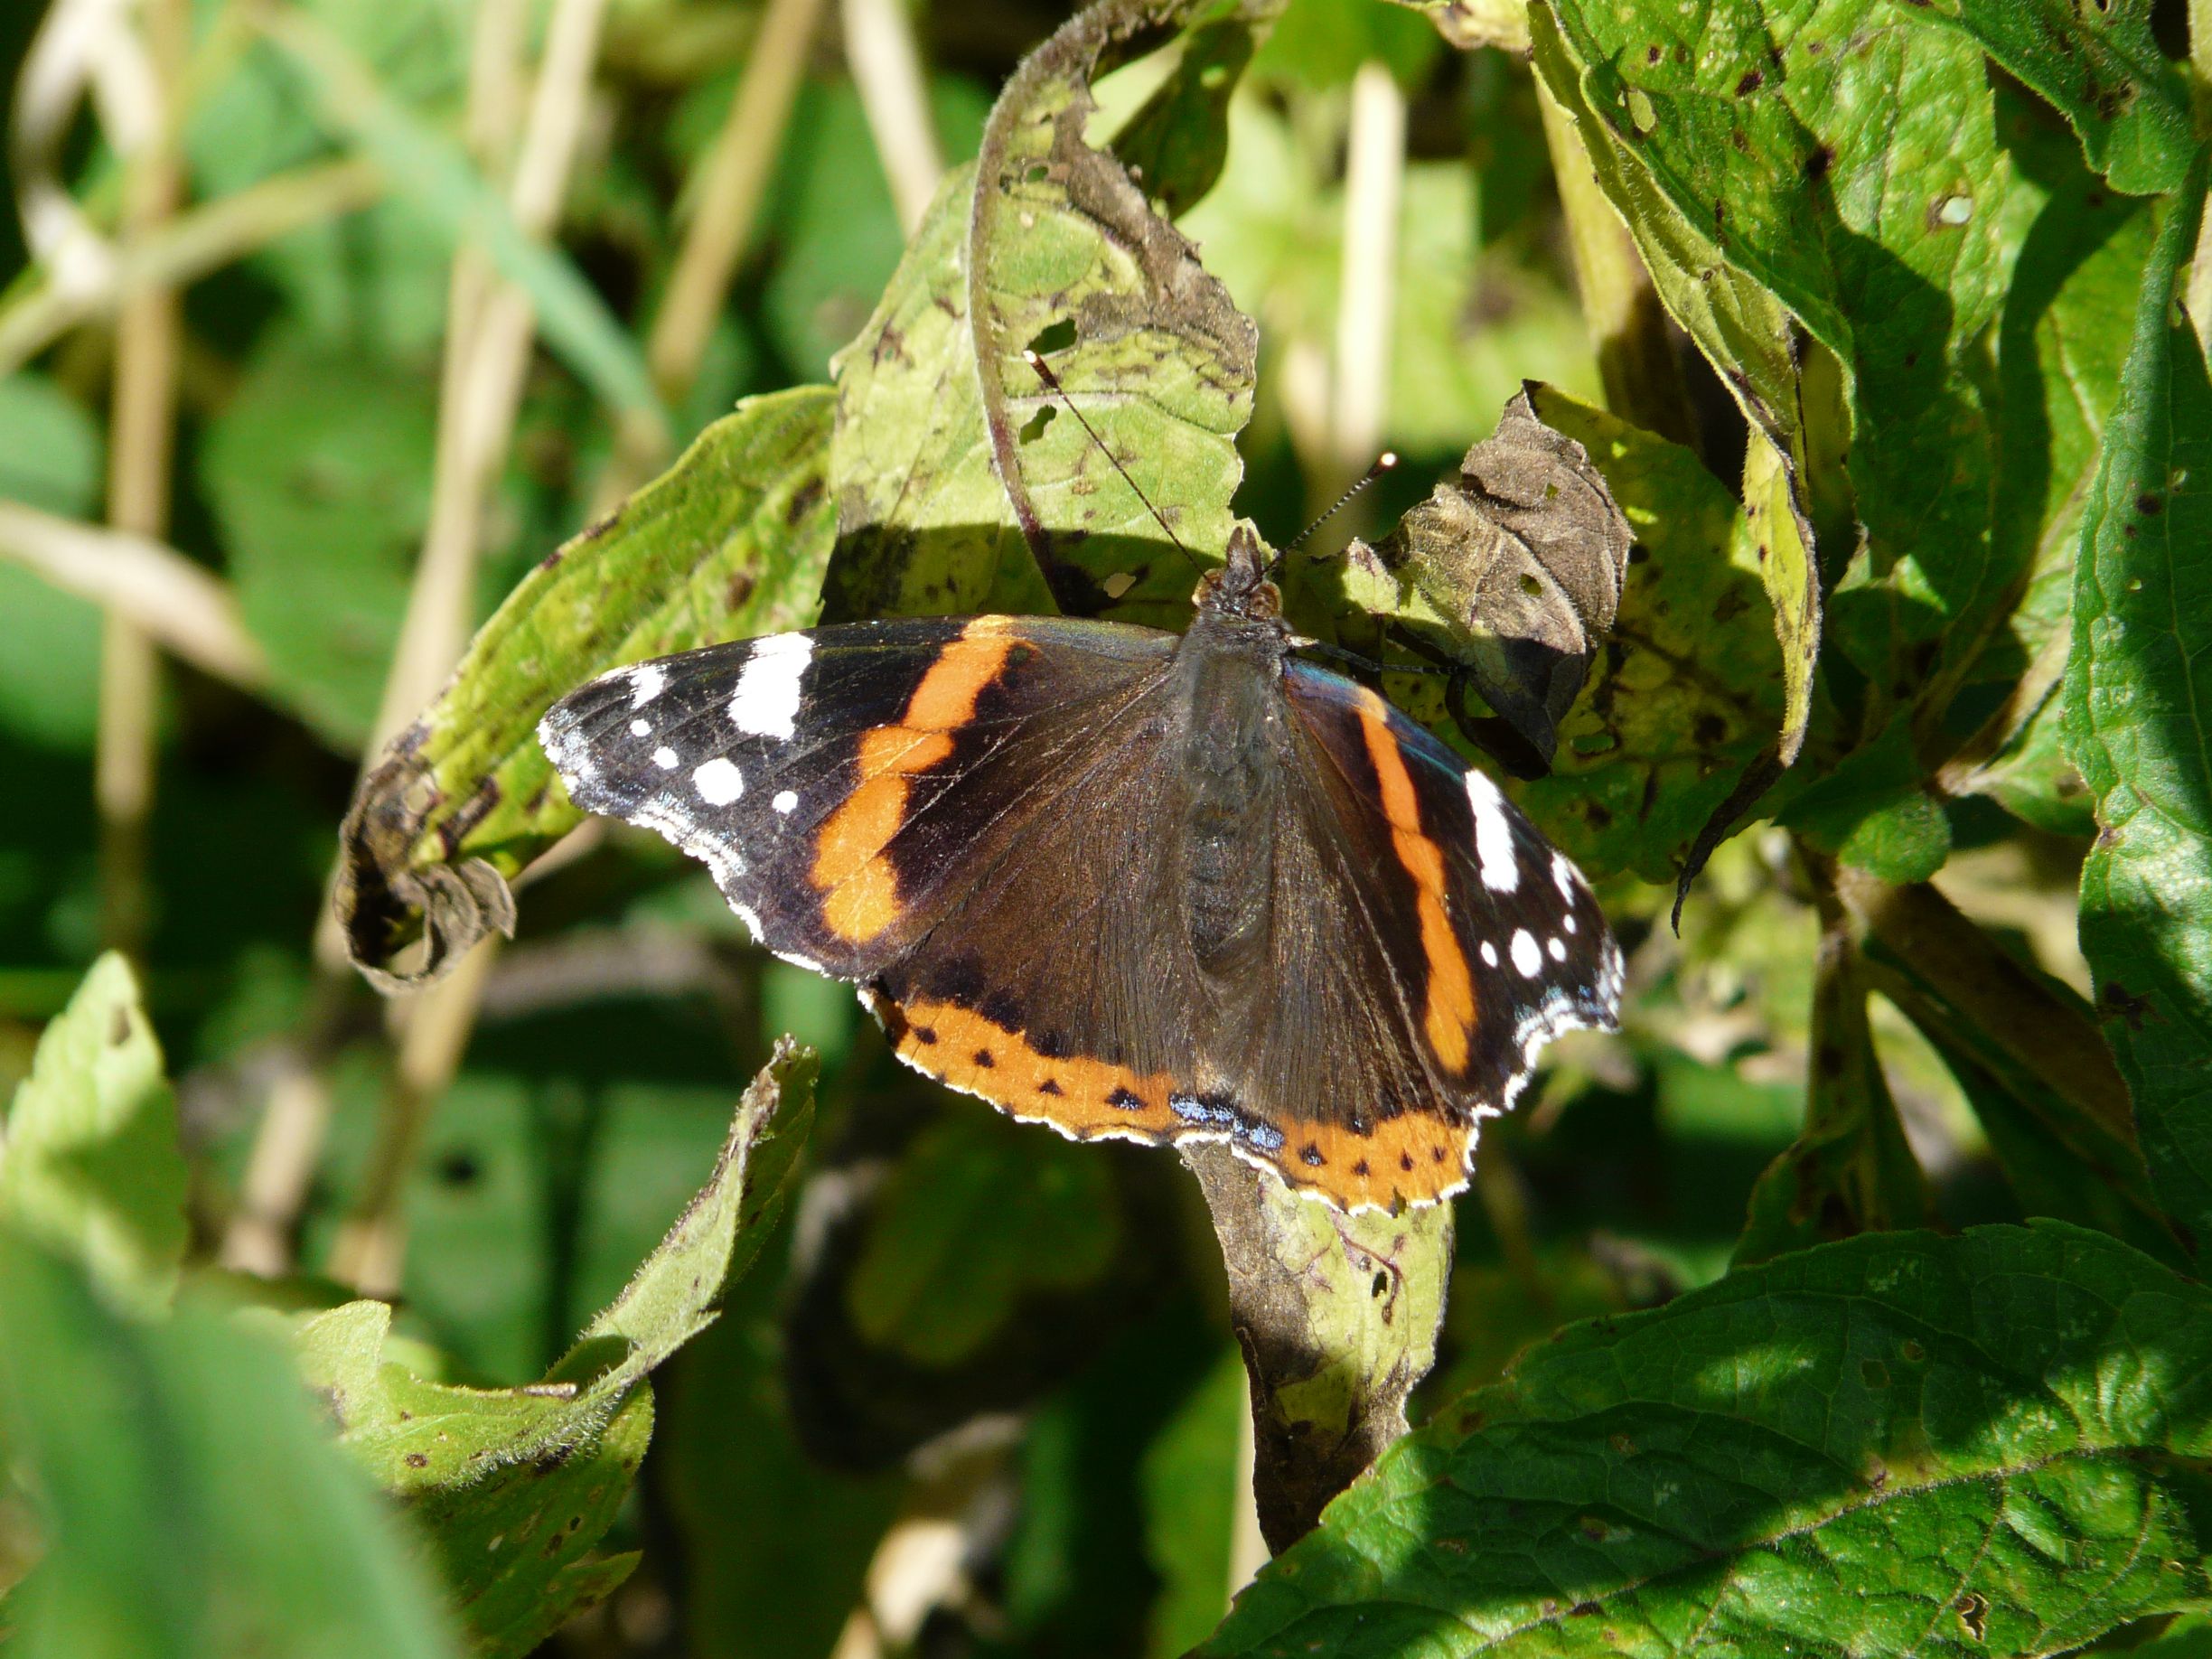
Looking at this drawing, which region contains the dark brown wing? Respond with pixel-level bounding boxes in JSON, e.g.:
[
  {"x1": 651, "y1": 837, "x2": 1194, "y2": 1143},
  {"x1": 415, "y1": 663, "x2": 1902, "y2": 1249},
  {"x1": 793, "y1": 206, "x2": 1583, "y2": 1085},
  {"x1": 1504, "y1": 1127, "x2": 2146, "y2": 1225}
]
[
  {"x1": 1214, "y1": 662, "x2": 1622, "y2": 1209},
  {"x1": 539, "y1": 614, "x2": 1178, "y2": 977}
]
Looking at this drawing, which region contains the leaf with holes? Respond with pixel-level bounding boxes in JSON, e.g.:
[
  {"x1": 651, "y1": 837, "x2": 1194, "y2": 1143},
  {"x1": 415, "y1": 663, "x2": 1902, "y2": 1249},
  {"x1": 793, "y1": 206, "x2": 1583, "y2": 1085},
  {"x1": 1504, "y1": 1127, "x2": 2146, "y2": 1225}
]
[
  {"x1": 828, "y1": 0, "x2": 1271, "y2": 630},
  {"x1": 2063, "y1": 156, "x2": 2212, "y2": 1264},
  {"x1": 1202, "y1": 1223, "x2": 2212, "y2": 1658},
  {"x1": 1542, "y1": 0, "x2": 2016, "y2": 731},
  {"x1": 335, "y1": 386, "x2": 836, "y2": 987}
]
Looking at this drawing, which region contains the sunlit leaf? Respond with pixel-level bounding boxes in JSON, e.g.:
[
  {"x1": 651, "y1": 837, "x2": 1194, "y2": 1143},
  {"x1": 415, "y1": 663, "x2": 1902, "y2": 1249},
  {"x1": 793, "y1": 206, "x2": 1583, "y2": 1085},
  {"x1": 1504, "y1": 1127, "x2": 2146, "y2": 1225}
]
[
  {"x1": 0, "y1": 953, "x2": 185, "y2": 1308},
  {"x1": 1204, "y1": 1223, "x2": 2212, "y2": 1658},
  {"x1": 290, "y1": 1042, "x2": 814, "y2": 1654},
  {"x1": 2062, "y1": 154, "x2": 2212, "y2": 1262}
]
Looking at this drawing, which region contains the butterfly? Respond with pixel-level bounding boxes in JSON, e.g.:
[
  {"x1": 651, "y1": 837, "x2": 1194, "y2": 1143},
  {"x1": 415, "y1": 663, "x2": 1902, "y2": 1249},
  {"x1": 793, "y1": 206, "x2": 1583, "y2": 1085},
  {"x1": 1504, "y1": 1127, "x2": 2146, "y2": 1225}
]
[{"x1": 538, "y1": 524, "x2": 1622, "y2": 1212}]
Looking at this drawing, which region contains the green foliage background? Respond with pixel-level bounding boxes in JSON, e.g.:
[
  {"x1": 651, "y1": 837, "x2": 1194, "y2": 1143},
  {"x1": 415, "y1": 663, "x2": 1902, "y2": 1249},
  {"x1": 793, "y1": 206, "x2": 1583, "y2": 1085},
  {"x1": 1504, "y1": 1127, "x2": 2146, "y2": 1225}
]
[{"x1": 2, "y1": 0, "x2": 2210, "y2": 1654}]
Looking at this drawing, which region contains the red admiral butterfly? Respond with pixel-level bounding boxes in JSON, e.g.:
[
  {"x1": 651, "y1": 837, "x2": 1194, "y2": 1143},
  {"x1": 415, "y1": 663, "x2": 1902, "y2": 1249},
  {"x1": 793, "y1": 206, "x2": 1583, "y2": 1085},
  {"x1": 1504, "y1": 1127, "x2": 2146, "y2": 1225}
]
[{"x1": 538, "y1": 514, "x2": 1622, "y2": 1212}]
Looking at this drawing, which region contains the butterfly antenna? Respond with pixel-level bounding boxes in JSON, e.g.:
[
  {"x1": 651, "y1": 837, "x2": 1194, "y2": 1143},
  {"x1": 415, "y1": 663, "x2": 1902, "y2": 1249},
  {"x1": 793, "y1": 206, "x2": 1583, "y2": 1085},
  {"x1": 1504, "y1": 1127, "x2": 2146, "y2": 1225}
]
[
  {"x1": 1278, "y1": 453, "x2": 1400, "y2": 572},
  {"x1": 1022, "y1": 350, "x2": 1201, "y2": 571}
]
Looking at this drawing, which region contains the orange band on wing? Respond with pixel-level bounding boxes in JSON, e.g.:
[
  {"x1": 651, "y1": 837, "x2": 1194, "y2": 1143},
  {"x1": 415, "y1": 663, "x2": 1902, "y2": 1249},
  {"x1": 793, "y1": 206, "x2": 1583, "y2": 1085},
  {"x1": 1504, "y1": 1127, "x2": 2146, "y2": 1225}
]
[
  {"x1": 1261, "y1": 1114, "x2": 1475, "y2": 1209},
  {"x1": 1355, "y1": 689, "x2": 1477, "y2": 1074},
  {"x1": 875, "y1": 995, "x2": 1180, "y2": 1139},
  {"x1": 812, "y1": 617, "x2": 1018, "y2": 943}
]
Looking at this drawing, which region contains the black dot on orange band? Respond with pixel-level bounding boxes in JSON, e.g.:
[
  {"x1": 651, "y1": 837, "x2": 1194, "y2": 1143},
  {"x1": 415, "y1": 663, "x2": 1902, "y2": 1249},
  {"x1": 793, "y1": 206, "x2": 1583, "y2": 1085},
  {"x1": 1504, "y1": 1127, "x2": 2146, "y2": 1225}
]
[
  {"x1": 973, "y1": 1049, "x2": 994, "y2": 1067},
  {"x1": 1301, "y1": 1144, "x2": 1325, "y2": 1167}
]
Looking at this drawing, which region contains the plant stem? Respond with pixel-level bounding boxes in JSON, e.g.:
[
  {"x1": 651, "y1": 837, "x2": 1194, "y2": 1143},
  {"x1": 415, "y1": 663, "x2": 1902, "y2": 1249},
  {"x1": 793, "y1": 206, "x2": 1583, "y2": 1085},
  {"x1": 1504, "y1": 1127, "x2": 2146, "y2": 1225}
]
[
  {"x1": 327, "y1": 937, "x2": 500, "y2": 1296},
  {"x1": 843, "y1": 0, "x2": 942, "y2": 235},
  {"x1": 0, "y1": 503, "x2": 266, "y2": 692},
  {"x1": 316, "y1": 0, "x2": 610, "y2": 1295},
  {"x1": 0, "y1": 158, "x2": 388, "y2": 380},
  {"x1": 1332, "y1": 61, "x2": 1402, "y2": 493},
  {"x1": 1532, "y1": 69, "x2": 1697, "y2": 450},
  {"x1": 1832, "y1": 866, "x2": 2132, "y2": 1141},
  {"x1": 97, "y1": 0, "x2": 190, "y2": 960},
  {"x1": 598, "y1": 0, "x2": 824, "y2": 504}
]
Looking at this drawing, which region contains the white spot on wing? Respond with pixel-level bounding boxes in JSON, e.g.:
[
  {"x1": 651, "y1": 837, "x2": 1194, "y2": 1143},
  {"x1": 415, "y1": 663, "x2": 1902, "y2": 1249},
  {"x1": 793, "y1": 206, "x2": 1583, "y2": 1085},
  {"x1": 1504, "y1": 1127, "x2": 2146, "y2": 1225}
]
[
  {"x1": 692, "y1": 757, "x2": 745, "y2": 805},
  {"x1": 1480, "y1": 940, "x2": 1499, "y2": 968},
  {"x1": 1563, "y1": 914, "x2": 1577, "y2": 934},
  {"x1": 652, "y1": 746, "x2": 679, "y2": 770},
  {"x1": 773, "y1": 789, "x2": 799, "y2": 815},
  {"x1": 1511, "y1": 929, "x2": 1542, "y2": 977},
  {"x1": 730, "y1": 633, "x2": 812, "y2": 739},
  {"x1": 629, "y1": 663, "x2": 667, "y2": 707},
  {"x1": 1548, "y1": 935, "x2": 1568, "y2": 962},
  {"x1": 1551, "y1": 850, "x2": 1576, "y2": 902},
  {"x1": 1466, "y1": 768, "x2": 1519, "y2": 892},
  {"x1": 630, "y1": 717, "x2": 651, "y2": 736}
]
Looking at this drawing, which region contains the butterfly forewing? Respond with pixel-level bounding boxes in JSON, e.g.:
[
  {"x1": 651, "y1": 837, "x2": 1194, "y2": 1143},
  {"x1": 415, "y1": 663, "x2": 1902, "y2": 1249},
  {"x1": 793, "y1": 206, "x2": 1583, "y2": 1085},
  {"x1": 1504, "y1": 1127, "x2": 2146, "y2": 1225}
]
[{"x1": 539, "y1": 616, "x2": 1177, "y2": 980}]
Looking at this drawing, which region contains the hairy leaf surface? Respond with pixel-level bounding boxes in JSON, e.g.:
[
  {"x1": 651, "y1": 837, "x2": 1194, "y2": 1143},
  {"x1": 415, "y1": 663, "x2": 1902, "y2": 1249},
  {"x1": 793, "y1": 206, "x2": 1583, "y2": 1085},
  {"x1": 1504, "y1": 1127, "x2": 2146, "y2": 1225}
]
[{"x1": 1204, "y1": 1223, "x2": 2212, "y2": 1658}]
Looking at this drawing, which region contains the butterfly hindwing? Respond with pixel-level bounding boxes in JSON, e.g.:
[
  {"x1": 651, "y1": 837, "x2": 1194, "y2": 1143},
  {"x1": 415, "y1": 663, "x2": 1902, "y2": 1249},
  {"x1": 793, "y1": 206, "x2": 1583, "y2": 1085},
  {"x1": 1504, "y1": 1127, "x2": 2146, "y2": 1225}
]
[{"x1": 1247, "y1": 663, "x2": 1622, "y2": 1204}]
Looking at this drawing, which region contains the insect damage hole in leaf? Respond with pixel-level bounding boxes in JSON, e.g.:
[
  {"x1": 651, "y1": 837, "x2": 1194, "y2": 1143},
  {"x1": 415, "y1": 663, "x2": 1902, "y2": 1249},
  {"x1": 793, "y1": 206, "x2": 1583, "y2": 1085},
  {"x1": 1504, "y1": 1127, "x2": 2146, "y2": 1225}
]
[{"x1": 965, "y1": 0, "x2": 1268, "y2": 619}]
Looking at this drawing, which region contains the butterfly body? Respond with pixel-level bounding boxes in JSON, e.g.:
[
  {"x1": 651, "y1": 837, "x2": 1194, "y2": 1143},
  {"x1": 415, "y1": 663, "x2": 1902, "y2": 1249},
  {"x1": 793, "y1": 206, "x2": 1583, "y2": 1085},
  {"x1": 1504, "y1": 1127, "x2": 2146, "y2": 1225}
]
[{"x1": 539, "y1": 529, "x2": 1621, "y2": 1211}]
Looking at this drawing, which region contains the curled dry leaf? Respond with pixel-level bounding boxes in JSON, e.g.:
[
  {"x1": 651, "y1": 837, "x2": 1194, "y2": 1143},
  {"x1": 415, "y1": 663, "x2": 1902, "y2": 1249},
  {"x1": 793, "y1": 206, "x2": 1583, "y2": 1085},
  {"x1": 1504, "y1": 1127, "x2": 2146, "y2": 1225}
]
[
  {"x1": 336, "y1": 388, "x2": 838, "y2": 988},
  {"x1": 1350, "y1": 386, "x2": 1632, "y2": 773}
]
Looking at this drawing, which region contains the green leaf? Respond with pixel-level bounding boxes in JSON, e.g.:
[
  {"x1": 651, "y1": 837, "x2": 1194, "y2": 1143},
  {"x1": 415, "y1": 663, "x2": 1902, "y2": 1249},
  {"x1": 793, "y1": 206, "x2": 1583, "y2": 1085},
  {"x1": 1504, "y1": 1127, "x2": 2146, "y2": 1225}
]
[
  {"x1": 828, "y1": 0, "x2": 1269, "y2": 627},
  {"x1": 0, "y1": 374, "x2": 106, "y2": 751},
  {"x1": 202, "y1": 330, "x2": 436, "y2": 748},
  {"x1": 0, "y1": 1231, "x2": 460, "y2": 1659},
  {"x1": 1139, "y1": 1347, "x2": 1247, "y2": 1659},
  {"x1": 1378, "y1": 387, "x2": 1783, "y2": 885},
  {"x1": 0, "y1": 953, "x2": 185, "y2": 1308},
  {"x1": 846, "y1": 1111, "x2": 1121, "y2": 1368},
  {"x1": 1915, "y1": 0, "x2": 2193, "y2": 196},
  {"x1": 1733, "y1": 917, "x2": 1929, "y2": 1266},
  {"x1": 1542, "y1": 0, "x2": 2013, "y2": 720},
  {"x1": 291, "y1": 1041, "x2": 815, "y2": 1654},
  {"x1": 335, "y1": 385, "x2": 837, "y2": 985},
  {"x1": 2063, "y1": 152, "x2": 2212, "y2": 1262},
  {"x1": 1524, "y1": 6, "x2": 1822, "y2": 849},
  {"x1": 0, "y1": 373, "x2": 102, "y2": 514},
  {"x1": 1778, "y1": 727, "x2": 1954, "y2": 884},
  {"x1": 1936, "y1": 89, "x2": 2153, "y2": 811},
  {"x1": 1203, "y1": 1223, "x2": 2212, "y2": 1658}
]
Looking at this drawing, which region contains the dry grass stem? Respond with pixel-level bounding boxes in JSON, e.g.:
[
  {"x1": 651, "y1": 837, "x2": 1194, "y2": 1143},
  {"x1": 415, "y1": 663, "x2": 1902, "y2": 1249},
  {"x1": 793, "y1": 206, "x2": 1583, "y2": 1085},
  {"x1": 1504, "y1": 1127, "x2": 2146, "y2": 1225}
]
[
  {"x1": 0, "y1": 503, "x2": 267, "y2": 689},
  {"x1": 0, "y1": 158, "x2": 388, "y2": 378},
  {"x1": 842, "y1": 0, "x2": 942, "y2": 234},
  {"x1": 1331, "y1": 62, "x2": 1402, "y2": 485}
]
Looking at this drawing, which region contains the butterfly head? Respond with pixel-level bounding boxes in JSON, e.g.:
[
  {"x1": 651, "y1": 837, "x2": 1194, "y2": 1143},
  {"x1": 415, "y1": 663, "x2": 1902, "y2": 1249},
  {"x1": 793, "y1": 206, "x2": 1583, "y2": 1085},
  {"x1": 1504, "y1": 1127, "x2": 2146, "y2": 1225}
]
[{"x1": 1197, "y1": 523, "x2": 1283, "y2": 623}]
